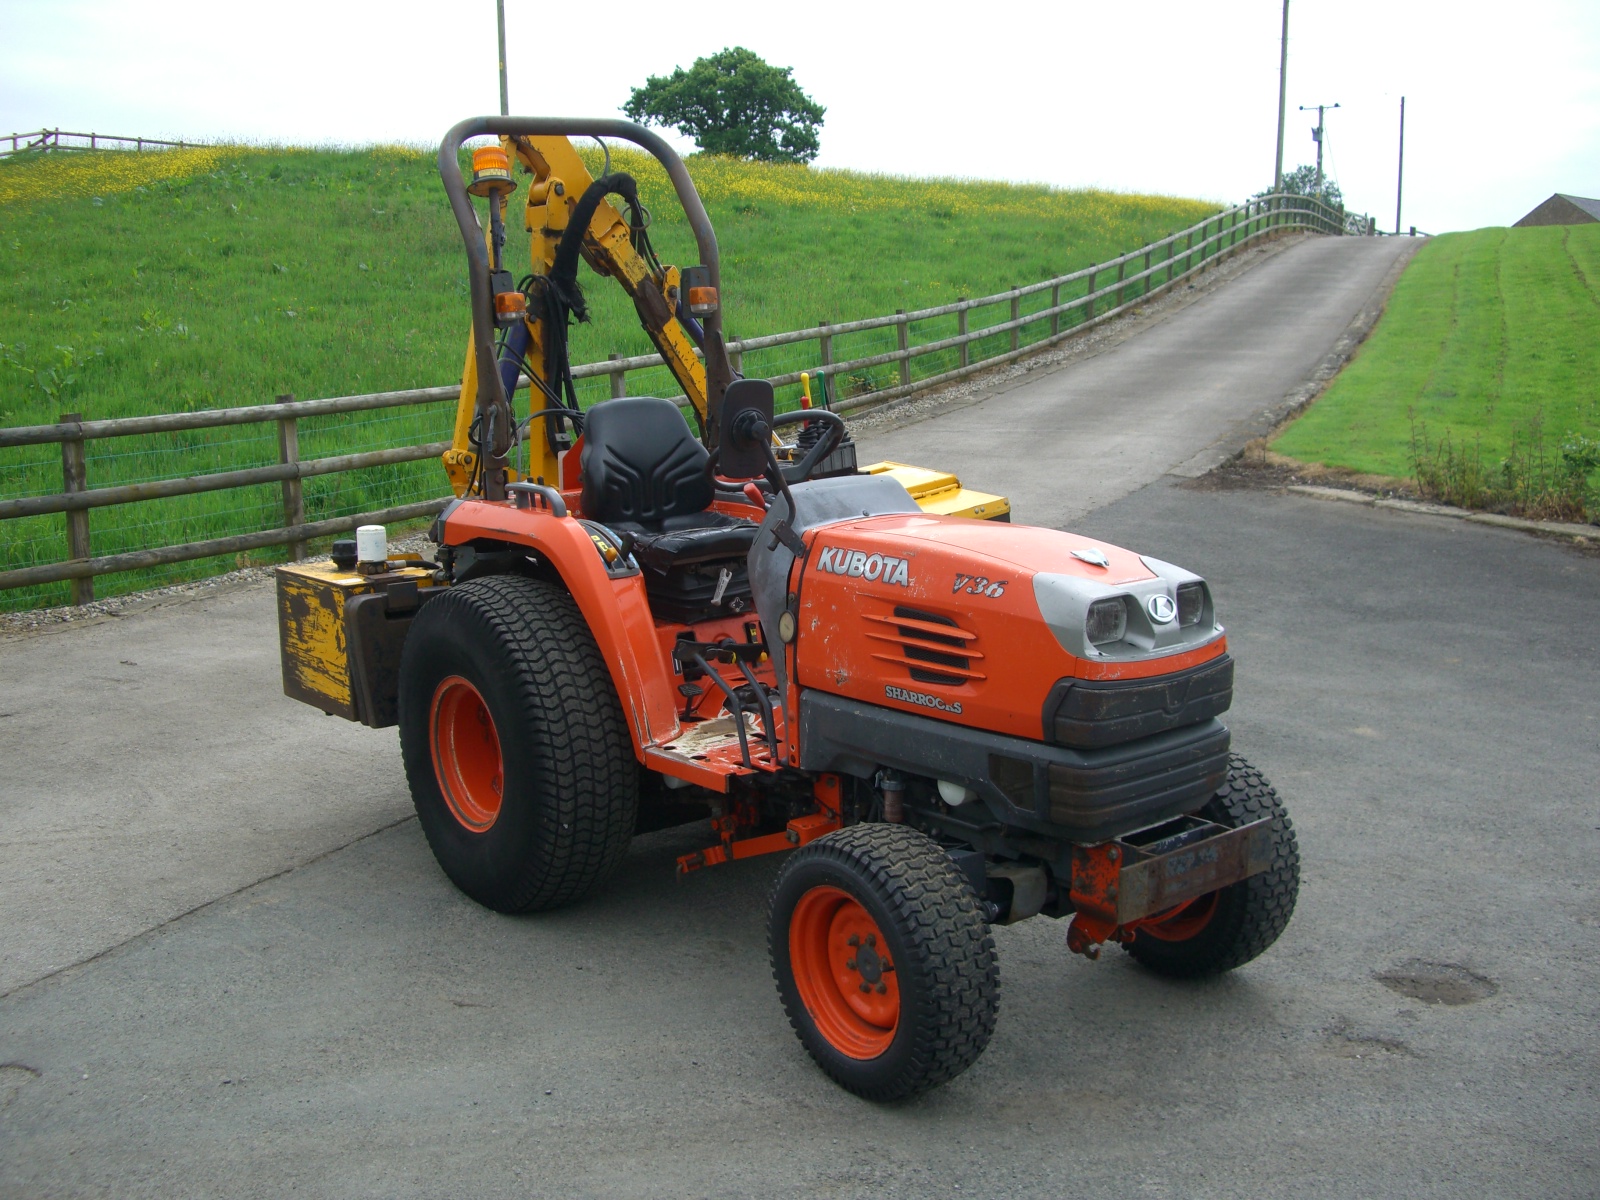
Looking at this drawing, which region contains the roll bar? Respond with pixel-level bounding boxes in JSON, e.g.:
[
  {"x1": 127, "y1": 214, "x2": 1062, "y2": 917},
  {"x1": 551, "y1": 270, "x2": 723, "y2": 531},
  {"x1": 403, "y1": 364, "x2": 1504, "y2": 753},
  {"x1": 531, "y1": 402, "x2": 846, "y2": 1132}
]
[{"x1": 438, "y1": 117, "x2": 723, "y2": 497}]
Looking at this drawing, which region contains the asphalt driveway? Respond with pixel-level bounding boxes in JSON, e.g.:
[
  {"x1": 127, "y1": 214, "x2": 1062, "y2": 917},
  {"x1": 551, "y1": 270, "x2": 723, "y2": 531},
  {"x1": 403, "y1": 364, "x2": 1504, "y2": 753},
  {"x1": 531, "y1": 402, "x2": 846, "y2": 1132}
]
[{"x1": 2, "y1": 478, "x2": 1596, "y2": 1198}]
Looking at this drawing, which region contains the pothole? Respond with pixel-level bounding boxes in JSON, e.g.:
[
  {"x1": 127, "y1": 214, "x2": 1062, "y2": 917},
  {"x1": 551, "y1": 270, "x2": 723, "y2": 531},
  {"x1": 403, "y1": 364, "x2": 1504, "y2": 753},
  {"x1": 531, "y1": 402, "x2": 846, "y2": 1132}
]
[
  {"x1": 1322, "y1": 1017, "x2": 1413, "y2": 1059},
  {"x1": 1375, "y1": 961, "x2": 1498, "y2": 1006},
  {"x1": 0, "y1": 1063, "x2": 41, "y2": 1109}
]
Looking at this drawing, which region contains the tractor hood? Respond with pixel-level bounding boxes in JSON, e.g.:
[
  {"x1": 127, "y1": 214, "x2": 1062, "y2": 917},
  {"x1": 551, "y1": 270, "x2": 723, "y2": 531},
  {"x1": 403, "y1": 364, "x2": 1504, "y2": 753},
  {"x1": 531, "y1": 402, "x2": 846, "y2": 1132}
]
[
  {"x1": 793, "y1": 510, "x2": 1226, "y2": 741},
  {"x1": 815, "y1": 513, "x2": 1157, "y2": 587}
]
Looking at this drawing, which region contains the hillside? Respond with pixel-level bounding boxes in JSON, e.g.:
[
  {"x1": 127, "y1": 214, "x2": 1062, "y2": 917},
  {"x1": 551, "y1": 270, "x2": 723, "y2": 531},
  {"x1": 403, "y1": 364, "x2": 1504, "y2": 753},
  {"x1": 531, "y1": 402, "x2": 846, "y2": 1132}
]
[
  {"x1": 0, "y1": 145, "x2": 1219, "y2": 609},
  {"x1": 1272, "y1": 224, "x2": 1600, "y2": 518},
  {"x1": 0, "y1": 145, "x2": 1217, "y2": 425}
]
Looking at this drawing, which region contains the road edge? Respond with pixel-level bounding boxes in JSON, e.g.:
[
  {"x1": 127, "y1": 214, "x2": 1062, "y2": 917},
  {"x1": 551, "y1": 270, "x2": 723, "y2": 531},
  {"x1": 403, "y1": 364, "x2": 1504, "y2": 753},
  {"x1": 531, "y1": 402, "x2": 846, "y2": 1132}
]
[{"x1": 1285, "y1": 484, "x2": 1597, "y2": 543}]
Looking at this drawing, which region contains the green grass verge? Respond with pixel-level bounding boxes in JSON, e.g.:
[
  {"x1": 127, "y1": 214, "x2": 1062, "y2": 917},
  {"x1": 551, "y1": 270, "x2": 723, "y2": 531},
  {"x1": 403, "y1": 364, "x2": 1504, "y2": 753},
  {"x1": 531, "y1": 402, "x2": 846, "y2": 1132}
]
[
  {"x1": 0, "y1": 145, "x2": 1218, "y2": 609},
  {"x1": 1272, "y1": 224, "x2": 1600, "y2": 516}
]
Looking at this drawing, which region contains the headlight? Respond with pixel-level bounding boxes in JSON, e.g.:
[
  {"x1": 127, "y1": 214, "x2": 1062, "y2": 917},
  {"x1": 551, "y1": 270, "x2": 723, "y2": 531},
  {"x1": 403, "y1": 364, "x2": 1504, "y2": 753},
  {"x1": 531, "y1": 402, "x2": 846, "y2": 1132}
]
[
  {"x1": 1085, "y1": 597, "x2": 1127, "y2": 646},
  {"x1": 1035, "y1": 564, "x2": 1223, "y2": 661},
  {"x1": 1176, "y1": 582, "x2": 1206, "y2": 627}
]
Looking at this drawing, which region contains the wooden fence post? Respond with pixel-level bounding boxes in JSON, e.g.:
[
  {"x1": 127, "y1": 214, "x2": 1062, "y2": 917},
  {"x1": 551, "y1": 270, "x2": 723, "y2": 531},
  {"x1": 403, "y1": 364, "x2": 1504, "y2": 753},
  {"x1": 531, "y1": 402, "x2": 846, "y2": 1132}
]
[
  {"x1": 729, "y1": 343, "x2": 743, "y2": 377},
  {"x1": 1050, "y1": 283, "x2": 1061, "y2": 336},
  {"x1": 59, "y1": 411, "x2": 92, "y2": 604},
  {"x1": 1085, "y1": 268, "x2": 1097, "y2": 322},
  {"x1": 1143, "y1": 249, "x2": 1152, "y2": 300},
  {"x1": 1115, "y1": 259, "x2": 1126, "y2": 308},
  {"x1": 1008, "y1": 289, "x2": 1020, "y2": 351},
  {"x1": 276, "y1": 396, "x2": 307, "y2": 561},
  {"x1": 818, "y1": 323, "x2": 832, "y2": 397},
  {"x1": 957, "y1": 303, "x2": 969, "y2": 368},
  {"x1": 895, "y1": 310, "x2": 911, "y2": 387},
  {"x1": 608, "y1": 352, "x2": 626, "y2": 398}
]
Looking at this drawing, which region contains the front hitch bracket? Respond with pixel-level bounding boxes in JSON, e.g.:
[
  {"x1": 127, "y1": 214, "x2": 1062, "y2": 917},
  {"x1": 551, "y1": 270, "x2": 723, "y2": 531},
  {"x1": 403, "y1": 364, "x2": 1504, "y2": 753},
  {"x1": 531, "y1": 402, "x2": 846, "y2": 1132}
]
[{"x1": 1064, "y1": 815, "x2": 1274, "y2": 957}]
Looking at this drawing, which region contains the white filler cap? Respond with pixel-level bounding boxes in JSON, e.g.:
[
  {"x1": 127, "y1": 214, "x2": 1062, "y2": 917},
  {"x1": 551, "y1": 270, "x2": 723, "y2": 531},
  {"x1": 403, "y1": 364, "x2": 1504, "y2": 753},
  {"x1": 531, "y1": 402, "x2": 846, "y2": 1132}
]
[
  {"x1": 937, "y1": 780, "x2": 976, "y2": 806},
  {"x1": 355, "y1": 524, "x2": 388, "y2": 564}
]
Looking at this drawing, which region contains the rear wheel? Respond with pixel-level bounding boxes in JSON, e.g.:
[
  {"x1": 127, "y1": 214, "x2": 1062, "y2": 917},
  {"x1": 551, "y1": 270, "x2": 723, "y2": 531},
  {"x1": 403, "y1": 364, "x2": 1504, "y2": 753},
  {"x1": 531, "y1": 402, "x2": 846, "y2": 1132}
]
[
  {"x1": 769, "y1": 824, "x2": 999, "y2": 1101},
  {"x1": 398, "y1": 574, "x2": 637, "y2": 912},
  {"x1": 1123, "y1": 753, "x2": 1299, "y2": 977}
]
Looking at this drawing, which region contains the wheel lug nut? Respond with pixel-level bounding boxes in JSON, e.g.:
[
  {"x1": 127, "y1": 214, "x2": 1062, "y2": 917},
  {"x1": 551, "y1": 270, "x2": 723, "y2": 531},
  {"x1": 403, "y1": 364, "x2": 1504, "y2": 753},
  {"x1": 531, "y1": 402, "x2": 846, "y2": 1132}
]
[
  {"x1": 845, "y1": 958, "x2": 857, "y2": 971},
  {"x1": 876, "y1": 983, "x2": 887, "y2": 995},
  {"x1": 865, "y1": 934, "x2": 876, "y2": 948},
  {"x1": 859, "y1": 983, "x2": 872, "y2": 993},
  {"x1": 846, "y1": 934, "x2": 860, "y2": 947}
]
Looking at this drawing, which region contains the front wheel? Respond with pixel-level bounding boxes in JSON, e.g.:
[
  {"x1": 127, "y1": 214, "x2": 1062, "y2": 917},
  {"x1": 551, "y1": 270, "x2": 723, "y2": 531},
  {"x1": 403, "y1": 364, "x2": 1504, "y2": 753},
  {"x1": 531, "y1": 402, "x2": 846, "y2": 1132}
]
[
  {"x1": 769, "y1": 824, "x2": 999, "y2": 1101},
  {"x1": 1123, "y1": 753, "x2": 1300, "y2": 978}
]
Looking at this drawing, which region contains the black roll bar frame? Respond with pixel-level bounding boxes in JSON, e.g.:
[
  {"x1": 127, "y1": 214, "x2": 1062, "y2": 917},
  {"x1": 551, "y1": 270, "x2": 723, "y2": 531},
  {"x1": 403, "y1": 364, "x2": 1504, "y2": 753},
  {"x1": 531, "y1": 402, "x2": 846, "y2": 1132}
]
[{"x1": 438, "y1": 116, "x2": 723, "y2": 500}]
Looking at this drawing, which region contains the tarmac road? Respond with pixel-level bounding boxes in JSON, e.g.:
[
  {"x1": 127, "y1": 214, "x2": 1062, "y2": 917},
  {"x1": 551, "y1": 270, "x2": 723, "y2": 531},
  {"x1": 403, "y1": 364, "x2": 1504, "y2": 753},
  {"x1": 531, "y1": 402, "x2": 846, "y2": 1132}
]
[
  {"x1": 864, "y1": 233, "x2": 1416, "y2": 527},
  {"x1": 5, "y1": 233, "x2": 1596, "y2": 1196}
]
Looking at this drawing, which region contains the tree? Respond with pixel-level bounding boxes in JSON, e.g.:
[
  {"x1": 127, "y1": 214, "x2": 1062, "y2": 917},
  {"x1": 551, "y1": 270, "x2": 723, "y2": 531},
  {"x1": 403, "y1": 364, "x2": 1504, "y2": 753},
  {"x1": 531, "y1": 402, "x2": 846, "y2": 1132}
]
[
  {"x1": 1263, "y1": 165, "x2": 1343, "y2": 209},
  {"x1": 624, "y1": 47, "x2": 825, "y2": 164}
]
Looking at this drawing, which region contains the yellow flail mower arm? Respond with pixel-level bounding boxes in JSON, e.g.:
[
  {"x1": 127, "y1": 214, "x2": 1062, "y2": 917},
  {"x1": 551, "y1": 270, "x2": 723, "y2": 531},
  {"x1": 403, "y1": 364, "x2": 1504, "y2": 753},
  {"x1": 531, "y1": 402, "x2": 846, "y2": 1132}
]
[
  {"x1": 437, "y1": 116, "x2": 1009, "y2": 522},
  {"x1": 439, "y1": 117, "x2": 732, "y2": 500}
]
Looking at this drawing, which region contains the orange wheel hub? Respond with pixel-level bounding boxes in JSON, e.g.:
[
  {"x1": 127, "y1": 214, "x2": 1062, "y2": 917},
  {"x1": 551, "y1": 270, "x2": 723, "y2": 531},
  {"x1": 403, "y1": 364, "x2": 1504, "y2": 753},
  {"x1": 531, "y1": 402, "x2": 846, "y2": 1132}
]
[
  {"x1": 1136, "y1": 890, "x2": 1220, "y2": 942},
  {"x1": 429, "y1": 676, "x2": 504, "y2": 832},
  {"x1": 789, "y1": 885, "x2": 899, "y2": 1059}
]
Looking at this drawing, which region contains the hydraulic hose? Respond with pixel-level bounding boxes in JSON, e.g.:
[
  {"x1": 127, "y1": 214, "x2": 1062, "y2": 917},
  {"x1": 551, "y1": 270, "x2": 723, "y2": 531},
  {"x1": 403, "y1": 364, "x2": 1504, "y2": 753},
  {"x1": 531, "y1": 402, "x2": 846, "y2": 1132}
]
[{"x1": 548, "y1": 173, "x2": 643, "y2": 321}]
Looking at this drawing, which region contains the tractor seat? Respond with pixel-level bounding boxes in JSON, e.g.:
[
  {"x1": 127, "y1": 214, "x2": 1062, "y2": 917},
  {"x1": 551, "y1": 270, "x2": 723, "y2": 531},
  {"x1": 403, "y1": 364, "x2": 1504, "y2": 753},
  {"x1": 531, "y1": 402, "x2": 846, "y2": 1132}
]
[{"x1": 580, "y1": 397, "x2": 757, "y2": 621}]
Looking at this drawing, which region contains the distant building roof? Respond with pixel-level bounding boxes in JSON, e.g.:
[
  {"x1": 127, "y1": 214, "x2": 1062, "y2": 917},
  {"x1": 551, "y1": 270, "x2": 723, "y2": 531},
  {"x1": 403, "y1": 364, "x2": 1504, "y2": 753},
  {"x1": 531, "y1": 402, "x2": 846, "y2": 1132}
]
[{"x1": 1514, "y1": 194, "x2": 1600, "y2": 227}]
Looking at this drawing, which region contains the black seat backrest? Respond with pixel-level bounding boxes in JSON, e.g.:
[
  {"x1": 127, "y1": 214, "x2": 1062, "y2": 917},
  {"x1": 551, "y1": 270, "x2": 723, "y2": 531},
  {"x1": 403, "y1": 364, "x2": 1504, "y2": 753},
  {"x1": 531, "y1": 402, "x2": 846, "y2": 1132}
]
[{"x1": 580, "y1": 397, "x2": 712, "y2": 528}]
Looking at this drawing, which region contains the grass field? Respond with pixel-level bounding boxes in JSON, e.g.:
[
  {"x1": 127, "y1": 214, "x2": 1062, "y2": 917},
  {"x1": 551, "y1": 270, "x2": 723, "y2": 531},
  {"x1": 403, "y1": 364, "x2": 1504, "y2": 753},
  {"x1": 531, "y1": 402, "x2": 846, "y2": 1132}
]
[
  {"x1": 1272, "y1": 224, "x2": 1600, "y2": 518},
  {"x1": 0, "y1": 144, "x2": 1219, "y2": 609}
]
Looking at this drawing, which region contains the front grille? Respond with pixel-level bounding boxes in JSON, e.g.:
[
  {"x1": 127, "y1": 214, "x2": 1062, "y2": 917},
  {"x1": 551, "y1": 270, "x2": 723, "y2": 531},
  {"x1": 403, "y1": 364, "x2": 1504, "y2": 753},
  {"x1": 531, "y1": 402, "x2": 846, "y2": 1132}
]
[
  {"x1": 1042, "y1": 719, "x2": 1231, "y2": 839},
  {"x1": 863, "y1": 606, "x2": 984, "y2": 686},
  {"x1": 1045, "y1": 655, "x2": 1233, "y2": 749}
]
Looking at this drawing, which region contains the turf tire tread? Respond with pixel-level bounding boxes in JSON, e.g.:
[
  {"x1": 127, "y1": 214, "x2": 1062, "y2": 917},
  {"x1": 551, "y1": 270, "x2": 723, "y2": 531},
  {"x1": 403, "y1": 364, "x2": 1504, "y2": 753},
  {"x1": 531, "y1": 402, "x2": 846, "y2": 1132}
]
[
  {"x1": 400, "y1": 574, "x2": 636, "y2": 913},
  {"x1": 769, "y1": 823, "x2": 999, "y2": 1101}
]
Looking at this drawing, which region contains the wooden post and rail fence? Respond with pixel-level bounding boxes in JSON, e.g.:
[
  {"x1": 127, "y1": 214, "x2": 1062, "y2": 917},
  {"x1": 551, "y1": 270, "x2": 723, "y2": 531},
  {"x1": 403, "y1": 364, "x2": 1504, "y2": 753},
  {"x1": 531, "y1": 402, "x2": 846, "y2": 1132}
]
[
  {"x1": 0, "y1": 194, "x2": 1349, "y2": 604},
  {"x1": 2, "y1": 129, "x2": 198, "y2": 156}
]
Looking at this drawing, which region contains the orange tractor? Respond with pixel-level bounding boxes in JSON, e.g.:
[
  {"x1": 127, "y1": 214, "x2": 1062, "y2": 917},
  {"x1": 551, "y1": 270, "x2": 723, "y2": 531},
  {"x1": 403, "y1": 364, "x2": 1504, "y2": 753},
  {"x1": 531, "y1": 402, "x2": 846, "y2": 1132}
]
[{"x1": 276, "y1": 117, "x2": 1298, "y2": 1101}]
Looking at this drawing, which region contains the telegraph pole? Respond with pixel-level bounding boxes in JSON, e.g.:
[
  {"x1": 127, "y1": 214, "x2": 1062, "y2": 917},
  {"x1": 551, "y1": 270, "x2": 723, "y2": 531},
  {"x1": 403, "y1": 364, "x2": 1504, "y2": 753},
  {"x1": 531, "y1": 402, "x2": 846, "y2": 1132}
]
[
  {"x1": 1299, "y1": 102, "x2": 1340, "y2": 192},
  {"x1": 1394, "y1": 96, "x2": 1407, "y2": 234},
  {"x1": 1273, "y1": 0, "x2": 1290, "y2": 192},
  {"x1": 496, "y1": 0, "x2": 509, "y2": 116}
]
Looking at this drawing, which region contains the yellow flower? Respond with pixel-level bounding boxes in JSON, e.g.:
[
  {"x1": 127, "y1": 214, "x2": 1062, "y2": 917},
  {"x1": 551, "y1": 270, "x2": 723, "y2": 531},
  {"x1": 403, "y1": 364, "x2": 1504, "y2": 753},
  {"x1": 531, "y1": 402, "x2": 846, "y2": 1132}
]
[{"x1": 0, "y1": 147, "x2": 228, "y2": 207}]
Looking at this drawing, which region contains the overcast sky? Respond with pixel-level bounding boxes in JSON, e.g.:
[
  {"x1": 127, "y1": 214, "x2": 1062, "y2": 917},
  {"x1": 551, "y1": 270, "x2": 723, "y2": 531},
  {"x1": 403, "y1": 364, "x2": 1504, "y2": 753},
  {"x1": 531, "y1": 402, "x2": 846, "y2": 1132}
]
[{"x1": 3, "y1": 0, "x2": 1597, "y2": 233}]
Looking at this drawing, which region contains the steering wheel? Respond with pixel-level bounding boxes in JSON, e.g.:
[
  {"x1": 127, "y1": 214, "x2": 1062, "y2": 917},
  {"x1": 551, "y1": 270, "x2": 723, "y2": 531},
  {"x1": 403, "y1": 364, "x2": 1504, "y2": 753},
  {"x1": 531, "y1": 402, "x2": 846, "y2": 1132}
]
[{"x1": 771, "y1": 408, "x2": 847, "y2": 482}]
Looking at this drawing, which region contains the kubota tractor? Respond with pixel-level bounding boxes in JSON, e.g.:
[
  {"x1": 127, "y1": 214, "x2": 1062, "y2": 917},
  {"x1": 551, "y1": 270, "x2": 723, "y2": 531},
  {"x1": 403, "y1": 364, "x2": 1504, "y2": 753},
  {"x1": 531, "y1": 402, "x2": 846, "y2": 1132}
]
[{"x1": 275, "y1": 117, "x2": 1299, "y2": 1101}]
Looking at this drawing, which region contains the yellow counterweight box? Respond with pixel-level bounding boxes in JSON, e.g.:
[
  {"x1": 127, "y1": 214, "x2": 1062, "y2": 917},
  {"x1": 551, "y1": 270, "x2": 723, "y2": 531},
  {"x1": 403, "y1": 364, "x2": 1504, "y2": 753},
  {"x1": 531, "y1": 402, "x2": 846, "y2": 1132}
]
[{"x1": 276, "y1": 553, "x2": 445, "y2": 728}]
